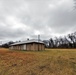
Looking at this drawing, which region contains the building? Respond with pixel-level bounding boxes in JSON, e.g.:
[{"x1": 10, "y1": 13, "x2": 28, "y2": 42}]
[{"x1": 9, "y1": 39, "x2": 45, "y2": 51}]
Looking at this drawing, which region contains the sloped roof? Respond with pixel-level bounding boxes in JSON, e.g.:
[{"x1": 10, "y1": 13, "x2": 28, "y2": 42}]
[{"x1": 11, "y1": 39, "x2": 44, "y2": 46}]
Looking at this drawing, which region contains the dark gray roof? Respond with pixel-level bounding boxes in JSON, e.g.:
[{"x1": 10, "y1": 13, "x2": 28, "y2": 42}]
[{"x1": 11, "y1": 39, "x2": 44, "y2": 46}]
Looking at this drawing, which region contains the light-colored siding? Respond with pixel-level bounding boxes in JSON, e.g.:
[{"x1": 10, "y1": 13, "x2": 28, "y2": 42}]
[{"x1": 23, "y1": 45, "x2": 26, "y2": 50}]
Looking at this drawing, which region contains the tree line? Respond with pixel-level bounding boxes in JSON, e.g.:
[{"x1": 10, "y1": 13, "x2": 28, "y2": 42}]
[{"x1": 43, "y1": 32, "x2": 76, "y2": 48}]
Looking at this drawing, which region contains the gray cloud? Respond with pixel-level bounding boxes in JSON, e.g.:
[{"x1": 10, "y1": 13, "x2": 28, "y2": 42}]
[{"x1": 0, "y1": 0, "x2": 76, "y2": 43}]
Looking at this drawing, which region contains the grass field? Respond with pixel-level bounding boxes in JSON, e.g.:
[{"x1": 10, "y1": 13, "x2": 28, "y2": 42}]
[{"x1": 0, "y1": 48, "x2": 76, "y2": 75}]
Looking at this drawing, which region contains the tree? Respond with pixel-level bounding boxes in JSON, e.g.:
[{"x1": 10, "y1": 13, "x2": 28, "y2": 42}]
[
  {"x1": 54, "y1": 37, "x2": 59, "y2": 48},
  {"x1": 73, "y1": 0, "x2": 76, "y2": 9},
  {"x1": 1, "y1": 41, "x2": 14, "y2": 48},
  {"x1": 43, "y1": 40, "x2": 49, "y2": 48},
  {"x1": 49, "y1": 38, "x2": 54, "y2": 48}
]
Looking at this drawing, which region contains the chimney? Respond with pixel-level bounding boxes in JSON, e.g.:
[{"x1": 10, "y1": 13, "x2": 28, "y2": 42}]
[{"x1": 38, "y1": 35, "x2": 40, "y2": 41}]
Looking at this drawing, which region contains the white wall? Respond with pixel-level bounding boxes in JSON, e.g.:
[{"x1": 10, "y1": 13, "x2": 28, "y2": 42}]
[{"x1": 23, "y1": 44, "x2": 26, "y2": 50}]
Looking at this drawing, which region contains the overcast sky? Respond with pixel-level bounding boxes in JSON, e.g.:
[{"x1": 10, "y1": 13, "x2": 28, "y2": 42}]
[{"x1": 0, "y1": 0, "x2": 76, "y2": 43}]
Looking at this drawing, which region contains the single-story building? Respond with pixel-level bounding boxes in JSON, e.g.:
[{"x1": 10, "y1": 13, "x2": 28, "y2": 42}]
[{"x1": 9, "y1": 39, "x2": 45, "y2": 51}]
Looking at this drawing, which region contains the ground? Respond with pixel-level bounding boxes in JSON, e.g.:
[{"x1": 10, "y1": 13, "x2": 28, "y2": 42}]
[{"x1": 0, "y1": 48, "x2": 76, "y2": 75}]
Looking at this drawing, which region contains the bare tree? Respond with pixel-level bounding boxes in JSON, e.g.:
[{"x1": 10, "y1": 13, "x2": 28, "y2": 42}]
[{"x1": 73, "y1": 0, "x2": 76, "y2": 9}]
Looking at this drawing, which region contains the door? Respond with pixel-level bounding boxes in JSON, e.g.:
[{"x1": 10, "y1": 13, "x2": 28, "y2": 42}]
[{"x1": 23, "y1": 44, "x2": 26, "y2": 50}]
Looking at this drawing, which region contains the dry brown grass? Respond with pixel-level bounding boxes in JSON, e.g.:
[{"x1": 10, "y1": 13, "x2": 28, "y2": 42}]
[{"x1": 0, "y1": 48, "x2": 76, "y2": 75}]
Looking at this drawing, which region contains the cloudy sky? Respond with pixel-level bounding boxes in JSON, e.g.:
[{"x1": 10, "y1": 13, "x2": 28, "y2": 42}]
[{"x1": 0, "y1": 0, "x2": 76, "y2": 43}]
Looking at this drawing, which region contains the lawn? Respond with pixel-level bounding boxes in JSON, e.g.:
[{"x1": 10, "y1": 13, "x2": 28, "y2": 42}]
[{"x1": 0, "y1": 48, "x2": 76, "y2": 75}]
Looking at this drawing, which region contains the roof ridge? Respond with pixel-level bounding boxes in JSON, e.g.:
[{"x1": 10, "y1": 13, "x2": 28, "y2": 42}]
[{"x1": 11, "y1": 39, "x2": 44, "y2": 46}]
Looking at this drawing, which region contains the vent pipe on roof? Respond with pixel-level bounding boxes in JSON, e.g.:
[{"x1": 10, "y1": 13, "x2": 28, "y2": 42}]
[{"x1": 27, "y1": 38, "x2": 29, "y2": 40}]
